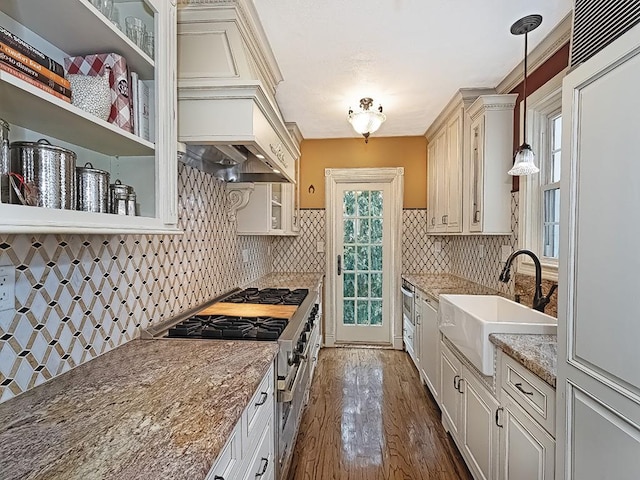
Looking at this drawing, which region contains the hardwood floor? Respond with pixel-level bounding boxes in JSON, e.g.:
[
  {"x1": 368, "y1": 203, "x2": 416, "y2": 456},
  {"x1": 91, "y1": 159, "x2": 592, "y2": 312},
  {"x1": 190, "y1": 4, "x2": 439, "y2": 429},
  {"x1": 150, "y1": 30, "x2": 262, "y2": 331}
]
[{"x1": 286, "y1": 348, "x2": 473, "y2": 480}]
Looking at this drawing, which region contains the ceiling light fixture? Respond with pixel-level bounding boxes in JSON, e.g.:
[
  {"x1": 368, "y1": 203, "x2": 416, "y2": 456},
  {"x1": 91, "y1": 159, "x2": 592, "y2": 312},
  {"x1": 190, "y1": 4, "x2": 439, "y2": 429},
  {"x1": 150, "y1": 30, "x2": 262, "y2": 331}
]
[
  {"x1": 348, "y1": 97, "x2": 386, "y2": 143},
  {"x1": 508, "y1": 14, "x2": 543, "y2": 176}
]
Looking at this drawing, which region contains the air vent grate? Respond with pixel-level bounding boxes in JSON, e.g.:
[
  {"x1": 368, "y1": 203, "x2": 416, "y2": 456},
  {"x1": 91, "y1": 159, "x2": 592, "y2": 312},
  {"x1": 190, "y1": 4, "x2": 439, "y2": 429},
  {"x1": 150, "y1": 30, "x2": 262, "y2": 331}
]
[{"x1": 571, "y1": 0, "x2": 640, "y2": 67}]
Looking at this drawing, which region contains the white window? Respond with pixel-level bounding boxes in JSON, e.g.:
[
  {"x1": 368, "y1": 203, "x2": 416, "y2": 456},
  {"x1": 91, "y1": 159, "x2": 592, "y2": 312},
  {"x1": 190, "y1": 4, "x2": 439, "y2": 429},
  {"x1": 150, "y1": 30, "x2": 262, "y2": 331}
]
[{"x1": 518, "y1": 71, "x2": 566, "y2": 281}]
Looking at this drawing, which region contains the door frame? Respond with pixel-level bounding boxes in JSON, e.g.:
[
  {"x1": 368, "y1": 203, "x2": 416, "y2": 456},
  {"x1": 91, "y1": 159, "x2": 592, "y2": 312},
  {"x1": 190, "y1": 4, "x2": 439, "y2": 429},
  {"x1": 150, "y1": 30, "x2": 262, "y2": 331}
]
[{"x1": 324, "y1": 167, "x2": 404, "y2": 349}]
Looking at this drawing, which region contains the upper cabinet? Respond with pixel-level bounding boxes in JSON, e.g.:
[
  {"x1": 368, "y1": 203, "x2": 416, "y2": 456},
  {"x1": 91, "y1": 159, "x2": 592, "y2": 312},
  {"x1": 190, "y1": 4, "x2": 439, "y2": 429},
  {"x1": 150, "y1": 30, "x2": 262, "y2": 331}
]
[
  {"x1": 426, "y1": 89, "x2": 492, "y2": 235},
  {"x1": 0, "y1": 0, "x2": 178, "y2": 234},
  {"x1": 466, "y1": 94, "x2": 517, "y2": 234}
]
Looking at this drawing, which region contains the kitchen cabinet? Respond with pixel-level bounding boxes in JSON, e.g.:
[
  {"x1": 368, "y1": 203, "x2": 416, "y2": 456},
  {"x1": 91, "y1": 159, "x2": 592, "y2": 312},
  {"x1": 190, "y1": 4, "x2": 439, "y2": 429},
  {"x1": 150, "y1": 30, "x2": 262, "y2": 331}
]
[
  {"x1": 0, "y1": 0, "x2": 179, "y2": 234},
  {"x1": 416, "y1": 290, "x2": 439, "y2": 403},
  {"x1": 557, "y1": 22, "x2": 640, "y2": 480},
  {"x1": 235, "y1": 182, "x2": 299, "y2": 235},
  {"x1": 403, "y1": 312, "x2": 417, "y2": 366},
  {"x1": 207, "y1": 363, "x2": 276, "y2": 480},
  {"x1": 426, "y1": 88, "x2": 493, "y2": 235},
  {"x1": 440, "y1": 340, "x2": 463, "y2": 438},
  {"x1": 465, "y1": 94, "x2": 517, "y2": 234}
]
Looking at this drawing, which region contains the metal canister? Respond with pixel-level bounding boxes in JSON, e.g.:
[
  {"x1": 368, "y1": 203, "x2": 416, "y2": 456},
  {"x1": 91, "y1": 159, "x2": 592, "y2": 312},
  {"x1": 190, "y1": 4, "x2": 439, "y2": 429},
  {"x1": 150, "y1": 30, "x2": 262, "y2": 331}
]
[
  {"x1": 0, "y1": 119, "x2": 11, "y2": 204},
  {"x1": 113, "y1": 192, "x2": 128, "y2": 215},
  {"x1": 10, "y1": 139, "x2": 76, "y2": 209},
  {"x1": 76, "y1": 162, "x2": 110, "y2": 213},
  {"x1": 126, "y1": 192, "x2": 137, "y2": 216},
  {"x1": 109, "y1": 179, "x2": 131, "y2": 214}
]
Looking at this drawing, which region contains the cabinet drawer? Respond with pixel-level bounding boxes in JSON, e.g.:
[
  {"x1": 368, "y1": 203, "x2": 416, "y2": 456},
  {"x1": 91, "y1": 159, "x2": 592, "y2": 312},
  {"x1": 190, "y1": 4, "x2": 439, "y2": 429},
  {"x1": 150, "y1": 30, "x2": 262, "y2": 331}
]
[
  {"x1": 244, "y1": 364, "x2": 275, "y2": 450},
  {"x1": 501, "y1": 354, "x2": 555, "y2": 436},
  {"x1": 205, "y1": 422, "x2": 241, "y2": 480},
  {"x1": 241, "y1": 415, "x2": 274, "y2": 480}
]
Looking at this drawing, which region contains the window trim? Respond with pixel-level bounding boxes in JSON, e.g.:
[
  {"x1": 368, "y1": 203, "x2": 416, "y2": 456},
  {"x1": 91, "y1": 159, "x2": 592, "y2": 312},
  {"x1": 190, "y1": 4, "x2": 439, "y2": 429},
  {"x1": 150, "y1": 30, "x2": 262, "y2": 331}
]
[{"x1": 518, "y1": 70, "x2": 567, "y2": 281}]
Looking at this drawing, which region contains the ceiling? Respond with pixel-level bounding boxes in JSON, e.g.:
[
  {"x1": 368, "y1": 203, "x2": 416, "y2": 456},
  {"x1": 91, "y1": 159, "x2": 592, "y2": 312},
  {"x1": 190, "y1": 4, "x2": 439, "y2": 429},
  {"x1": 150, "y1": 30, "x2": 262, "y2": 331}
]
[{"x1": 253, "y1": 0, "x2": 573, "y2": 140}]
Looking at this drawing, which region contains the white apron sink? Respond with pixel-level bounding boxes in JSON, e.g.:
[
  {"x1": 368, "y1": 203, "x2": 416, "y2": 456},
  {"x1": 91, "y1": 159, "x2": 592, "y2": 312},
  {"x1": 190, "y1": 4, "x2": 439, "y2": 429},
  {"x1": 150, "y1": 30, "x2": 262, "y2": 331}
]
[{"x1": 438, "y1": 295, "x2": 557, "y2": 375}]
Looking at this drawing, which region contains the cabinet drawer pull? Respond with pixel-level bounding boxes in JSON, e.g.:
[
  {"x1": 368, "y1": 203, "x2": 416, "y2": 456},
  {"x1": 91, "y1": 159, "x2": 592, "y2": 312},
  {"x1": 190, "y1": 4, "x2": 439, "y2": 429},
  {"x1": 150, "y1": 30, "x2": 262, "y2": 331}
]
[
  {"x1": 256, "y1": 457, "x2": 269, "y2": 476},
  {"x1": 515, "y1": 382, "x2": 534, "y2": 396},
  {"x1": 457, "y1": 377, "x2": 464, "y2": 393},
  {"x1": 214, "y1": 476, "x2": 224, "y2": 480},
  {"x1": 453, "y1": 375, "x2": 460, "y2": 390},
  {"x1": 255, "y1": 392, "x2": 268, "y2": 406},
  {"x1": 495, "y1": 407, "x2": 504, "y2": 428},
  {"x1": 473, "y1": 210, "x2": 480, "y2": 223}
]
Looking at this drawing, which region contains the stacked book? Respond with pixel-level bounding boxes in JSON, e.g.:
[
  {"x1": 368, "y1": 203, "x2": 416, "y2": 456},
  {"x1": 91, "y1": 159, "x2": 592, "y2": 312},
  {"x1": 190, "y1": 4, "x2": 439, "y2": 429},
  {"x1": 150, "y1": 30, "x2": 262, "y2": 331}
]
[{"x1": 0, "y1": 25, "x2": 71, "y2": 103}]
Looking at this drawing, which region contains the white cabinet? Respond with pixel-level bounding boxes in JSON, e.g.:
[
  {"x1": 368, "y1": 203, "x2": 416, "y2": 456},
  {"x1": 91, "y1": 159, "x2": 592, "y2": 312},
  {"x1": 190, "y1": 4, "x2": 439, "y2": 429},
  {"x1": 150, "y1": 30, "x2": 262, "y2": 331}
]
[
  {"x1": 416, "y1": 291, "x2": 439, "y2": 403},
  {"x1": 235, "y1": 182, "x2": 299, "y2": 236},
  {"x1": 0, "y1": 0, "x2": 178, "y2": 234},
  {"x1": 557, "y1": 23, "x2": 640, "y2": 480},
  {"x1": 466, "y1": 95, "x2": 517, "y2": 234},
  {"x1": 426, "y1": 88, "x2": 494, "y2": 235},
  {"x1": 440, "y1": 340, "x2": 463, "y2": 438},
  {"x1": 207, "y1": 364, "x2": 276, "y2": 480},
  {"x1": 403, "y1": 311, "x2": 417, "y2": 366}
]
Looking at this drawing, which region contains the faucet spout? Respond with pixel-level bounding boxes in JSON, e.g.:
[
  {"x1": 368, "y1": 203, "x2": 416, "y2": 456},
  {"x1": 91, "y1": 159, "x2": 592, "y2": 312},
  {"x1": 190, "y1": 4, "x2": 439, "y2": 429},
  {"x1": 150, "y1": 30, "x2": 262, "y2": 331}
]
[{"x1": 498, "y1": 249, "x2": 556, "y2": 313}]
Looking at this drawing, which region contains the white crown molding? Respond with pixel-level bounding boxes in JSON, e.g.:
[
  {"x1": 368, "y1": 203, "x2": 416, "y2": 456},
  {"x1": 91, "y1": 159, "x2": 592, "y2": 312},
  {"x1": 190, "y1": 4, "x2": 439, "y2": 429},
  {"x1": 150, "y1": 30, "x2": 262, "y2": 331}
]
[
  {"x1": 496, "y1": 12, "x2": 572, "y2": 94},
  {"x1": 226, "y1": 182, "x2": 255, "y2": 222},
  {"x1": 424, "y1": 88, "x2": 495, "y2": 139}
]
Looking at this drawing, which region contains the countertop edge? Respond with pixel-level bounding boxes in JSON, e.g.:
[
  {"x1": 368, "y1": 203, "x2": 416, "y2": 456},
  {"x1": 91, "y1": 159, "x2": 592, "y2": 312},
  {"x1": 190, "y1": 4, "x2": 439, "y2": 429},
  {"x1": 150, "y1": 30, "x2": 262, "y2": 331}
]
[{"x1": 489, "y1": 334, "x2": 557, "y2": 388}]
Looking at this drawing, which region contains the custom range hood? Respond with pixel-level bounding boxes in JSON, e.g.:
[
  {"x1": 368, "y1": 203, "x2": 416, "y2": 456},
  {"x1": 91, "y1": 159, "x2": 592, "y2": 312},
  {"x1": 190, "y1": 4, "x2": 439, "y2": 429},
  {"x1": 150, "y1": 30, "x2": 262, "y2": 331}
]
[{"x1": 176, "y1": 0, "x2": 300, "y2": 182}]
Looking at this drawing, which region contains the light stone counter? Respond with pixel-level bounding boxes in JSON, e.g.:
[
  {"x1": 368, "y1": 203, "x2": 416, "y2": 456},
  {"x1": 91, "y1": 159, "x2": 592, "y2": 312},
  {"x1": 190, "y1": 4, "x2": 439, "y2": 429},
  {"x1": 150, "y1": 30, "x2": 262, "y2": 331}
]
[
  {"x1": 490, "y1": 333, "x2": 557, "y2": 387},
  {"x1": 0, "y1": 339, "x2": 279, "y2": 480},
  {"x1": 245, "y1": 272, "x2": 324, "y2": 291},
  {"x1": 402, "y1": 272, "x2": 504, "y2": 300}
]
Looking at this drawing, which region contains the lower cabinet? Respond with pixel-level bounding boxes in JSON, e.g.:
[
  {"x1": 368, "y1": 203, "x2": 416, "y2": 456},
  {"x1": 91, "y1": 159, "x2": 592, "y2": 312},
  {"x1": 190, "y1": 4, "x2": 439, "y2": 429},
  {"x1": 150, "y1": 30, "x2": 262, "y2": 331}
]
[
  {"x1": 439, "y1": 341, "x2": 556, "y2": 480},
  {"x1": 417, "y1": 292, "x2": 439, "y2": 403},
  {"x1": 206, "y1": 363, "x2": 275, "y2": 480}
]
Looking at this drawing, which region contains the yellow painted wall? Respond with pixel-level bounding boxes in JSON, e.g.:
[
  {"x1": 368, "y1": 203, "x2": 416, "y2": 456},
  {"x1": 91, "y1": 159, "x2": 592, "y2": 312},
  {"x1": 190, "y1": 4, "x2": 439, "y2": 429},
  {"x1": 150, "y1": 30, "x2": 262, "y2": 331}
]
[{"x1": 299, "y1": 136, "x2": 427, "y2": 209}]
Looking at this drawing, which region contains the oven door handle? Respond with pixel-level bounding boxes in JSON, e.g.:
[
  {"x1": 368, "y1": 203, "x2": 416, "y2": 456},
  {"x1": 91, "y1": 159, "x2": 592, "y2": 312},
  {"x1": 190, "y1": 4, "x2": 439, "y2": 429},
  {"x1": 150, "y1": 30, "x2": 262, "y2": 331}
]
[
  {"x1": 278, "y1": 358, "x2": 307, "y2": 403},
  {"x1": 400, "y1": 286, "x2": 415, "y2": 298}
]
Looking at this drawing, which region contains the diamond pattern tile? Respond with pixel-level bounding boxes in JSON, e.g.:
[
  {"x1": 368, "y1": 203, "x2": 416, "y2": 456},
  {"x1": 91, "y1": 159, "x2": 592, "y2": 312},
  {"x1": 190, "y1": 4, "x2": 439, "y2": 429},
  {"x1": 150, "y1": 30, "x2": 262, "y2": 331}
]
[
  {"x1": 272, "y1": 209, "x2": 326, "y2": 272},
  {"x1": 0, "y1": 163, "x2": 270, "y2": 403}
]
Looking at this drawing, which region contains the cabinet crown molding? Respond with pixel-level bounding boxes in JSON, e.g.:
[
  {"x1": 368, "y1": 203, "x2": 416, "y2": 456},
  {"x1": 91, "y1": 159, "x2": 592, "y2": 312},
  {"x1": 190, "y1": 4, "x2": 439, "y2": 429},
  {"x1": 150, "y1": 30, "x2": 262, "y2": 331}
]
[
  {"x1": 467, "y1": 94, "x2": 518, "y2": 121},
  {"x1": 425, "y1": 88, "x2": 495, "y2": 140}
]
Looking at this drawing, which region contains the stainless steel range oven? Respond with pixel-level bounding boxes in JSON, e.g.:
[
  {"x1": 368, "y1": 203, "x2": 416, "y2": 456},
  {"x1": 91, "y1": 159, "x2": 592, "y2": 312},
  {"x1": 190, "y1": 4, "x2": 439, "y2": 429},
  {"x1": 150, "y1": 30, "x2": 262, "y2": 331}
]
[{"x1": 142, "y1": 285, "x2": 321, "y2": 480}]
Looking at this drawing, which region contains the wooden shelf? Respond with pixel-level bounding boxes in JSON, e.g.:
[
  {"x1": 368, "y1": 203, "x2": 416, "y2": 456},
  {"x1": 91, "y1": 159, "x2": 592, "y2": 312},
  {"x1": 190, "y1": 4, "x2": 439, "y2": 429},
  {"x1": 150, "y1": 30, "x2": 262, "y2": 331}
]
[
  {"x1": 0, "y1": 71, "x2": 154, "y2": 156},
  {"x1": 0, "y1": 203, "x2": 181, "y2": 234},
  {"x1": 1, "y1": 0, "x2": 154, "y2": 79}
]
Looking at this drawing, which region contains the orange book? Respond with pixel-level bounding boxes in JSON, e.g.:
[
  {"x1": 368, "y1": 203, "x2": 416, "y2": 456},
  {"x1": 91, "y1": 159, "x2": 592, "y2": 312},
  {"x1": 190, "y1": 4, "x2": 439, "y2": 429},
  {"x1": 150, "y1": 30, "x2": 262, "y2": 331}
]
[
  {"x1": 0, "y1": 61, "x2": 71, "y2": 103},
  {"x1": 0, "y1": 41, "x2": 70, "y2": 88}
]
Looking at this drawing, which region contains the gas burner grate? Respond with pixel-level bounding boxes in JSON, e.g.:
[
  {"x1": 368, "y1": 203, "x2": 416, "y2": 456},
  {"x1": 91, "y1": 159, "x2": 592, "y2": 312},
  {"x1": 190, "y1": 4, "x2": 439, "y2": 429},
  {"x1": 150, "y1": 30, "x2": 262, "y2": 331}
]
[
  {"x1": 224, "y1": 288, "x2": 308, "y2": 306},
  {"x1": 167, "y1": 315, "x2": 289, "y2": 341}
]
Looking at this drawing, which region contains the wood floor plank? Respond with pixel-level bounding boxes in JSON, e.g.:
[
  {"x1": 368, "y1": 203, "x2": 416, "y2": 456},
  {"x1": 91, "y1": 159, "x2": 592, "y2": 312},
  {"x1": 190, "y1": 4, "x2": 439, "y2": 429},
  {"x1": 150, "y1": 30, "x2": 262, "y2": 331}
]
[{"x1": 286, "y1": 348, "x2": 473, "y2": 480}]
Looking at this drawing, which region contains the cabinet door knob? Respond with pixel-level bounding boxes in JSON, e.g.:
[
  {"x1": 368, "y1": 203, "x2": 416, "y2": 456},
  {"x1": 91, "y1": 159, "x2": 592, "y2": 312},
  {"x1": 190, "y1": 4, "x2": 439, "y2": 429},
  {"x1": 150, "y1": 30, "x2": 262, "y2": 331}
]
[{"x1": 495, "y1": 407, "x2": 504, "y2": 428}]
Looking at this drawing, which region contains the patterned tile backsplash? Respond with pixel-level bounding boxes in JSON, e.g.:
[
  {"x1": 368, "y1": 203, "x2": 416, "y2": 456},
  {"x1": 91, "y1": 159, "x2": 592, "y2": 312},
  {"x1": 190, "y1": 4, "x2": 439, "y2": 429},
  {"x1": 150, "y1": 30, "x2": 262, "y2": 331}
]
[
  {"x1": 271, "y1": 210, "x2": 325, "y2": 272},
  {"x1": 0, "y1": 163, "x2": 270, "y2": 403}
]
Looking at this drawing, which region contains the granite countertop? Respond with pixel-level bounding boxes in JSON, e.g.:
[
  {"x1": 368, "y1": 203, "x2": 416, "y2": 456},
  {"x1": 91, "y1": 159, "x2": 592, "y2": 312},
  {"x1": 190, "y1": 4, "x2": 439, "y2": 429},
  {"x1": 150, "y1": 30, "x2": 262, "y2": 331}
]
[
  {"x1": 490, "y1": 334, "x2": 557, "y2": 387},
  {"x1": 246, "y1": 272, "x2": 324, "y2": 290},
  {"x1": 0, "y1": 339, "x2": 279, "y2": 480},
  {"x1": 402, "y1": 272, "x2": 505, "y2": 300}
]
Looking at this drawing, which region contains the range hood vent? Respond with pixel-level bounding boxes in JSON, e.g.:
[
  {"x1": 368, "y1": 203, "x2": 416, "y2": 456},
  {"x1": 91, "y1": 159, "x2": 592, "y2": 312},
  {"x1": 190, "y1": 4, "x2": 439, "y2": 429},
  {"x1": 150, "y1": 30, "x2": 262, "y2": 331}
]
[{"x1": 177, "y1": 0, "x2": 300, "y2": 183}]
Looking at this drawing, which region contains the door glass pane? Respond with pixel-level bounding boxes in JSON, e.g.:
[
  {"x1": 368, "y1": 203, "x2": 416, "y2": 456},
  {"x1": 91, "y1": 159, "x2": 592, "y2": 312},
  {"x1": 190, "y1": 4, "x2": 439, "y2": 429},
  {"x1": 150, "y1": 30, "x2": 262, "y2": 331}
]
[{"x1": 342, "y1": 189, "x2": 384, "y2": 328}]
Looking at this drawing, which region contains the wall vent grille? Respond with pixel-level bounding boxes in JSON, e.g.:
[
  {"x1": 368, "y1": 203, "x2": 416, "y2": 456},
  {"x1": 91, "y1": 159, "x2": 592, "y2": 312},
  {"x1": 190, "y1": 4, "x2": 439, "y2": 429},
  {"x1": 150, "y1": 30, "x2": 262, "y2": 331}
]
[{"x1": 571, "y1": 0, "x2": 640, "y2": 66}]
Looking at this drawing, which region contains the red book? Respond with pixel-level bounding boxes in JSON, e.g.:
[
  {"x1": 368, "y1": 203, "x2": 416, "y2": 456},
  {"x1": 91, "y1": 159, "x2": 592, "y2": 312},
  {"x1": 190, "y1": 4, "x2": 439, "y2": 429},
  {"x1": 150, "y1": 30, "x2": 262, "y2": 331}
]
[{"x1": 0, "y1": 61, "x2": 71, "y2": 103}]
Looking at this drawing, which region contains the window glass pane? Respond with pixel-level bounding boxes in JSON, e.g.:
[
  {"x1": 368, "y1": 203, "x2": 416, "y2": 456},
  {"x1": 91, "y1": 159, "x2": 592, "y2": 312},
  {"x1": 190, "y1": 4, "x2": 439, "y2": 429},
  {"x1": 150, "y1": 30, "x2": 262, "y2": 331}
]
[
  {"x1": 370, "y1": 191, "x2": 383, "y2": 216},
  {"x1": 356, "y1": 218, "x2": 370, "y2": 243},
  {"x1": 357, "y1": 246, "x2": 369, "y2": 270},
  {"x1": 544, "y1": 189, "x2": 560, "y2": 223},
  {"x1": 370, "y1": 300, "x2": 382, "y2": 326},
  {"x1": 370, "y1": 273, "x2": 382, "y2": 297},
  {"x1": 343, "y1": 273, "x2": 355, "y2": 298},
  {"x1": 343, "y1": 219, "x2": 355, "y2": 244},
  {"x1": 344, "y1": 246, "x2": 355, "y2": 271},
  {"x1": 371, "y1": 245, "x2": 382, "y2": 271},
  {"x1": 356, "y1": 300, "x2": 369, "y2": 325},
  {"x1": 343, "y1": 300, "x2": 355, "y2": 325},
  {"x1": 357, "y1": 273, "x2": 369, "y2": 298},
  {"x1": 553, "y1": 116, "x2": 562, "y2": 150},
  {"x1": 543, "y1": 224, "x2": 560, "y2": 258},
  {"x1": 343, "y1": 191, "x2": 356, "y2": 216},
  {"x1": 552, "y1": 151, "x2": 561, "y2": 183},
  {"x1": 357, "y1": 191, "x2": 370, "y2": 216},
  {"x1": 371, "y1": 218, "x2": 383, "y2": 244}
]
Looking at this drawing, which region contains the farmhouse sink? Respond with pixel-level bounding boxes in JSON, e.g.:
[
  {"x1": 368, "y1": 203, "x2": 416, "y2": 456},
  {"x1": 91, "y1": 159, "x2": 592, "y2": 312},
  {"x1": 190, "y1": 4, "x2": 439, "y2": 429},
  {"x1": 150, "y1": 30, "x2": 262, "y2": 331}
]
[{"x1": 438, "y1": 295, "x2": 557, "y2": 375}]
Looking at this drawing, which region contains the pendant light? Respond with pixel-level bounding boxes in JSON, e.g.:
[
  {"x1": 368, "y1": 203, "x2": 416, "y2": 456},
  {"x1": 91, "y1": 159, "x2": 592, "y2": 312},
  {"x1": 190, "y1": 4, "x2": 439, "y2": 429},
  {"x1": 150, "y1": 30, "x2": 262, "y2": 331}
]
[
  {"x1": 508, "y1": 14, "x2": 543, "y2": 176},
  {"x1": 348, "y1": 98, "x2": 386, "y2": 143}
]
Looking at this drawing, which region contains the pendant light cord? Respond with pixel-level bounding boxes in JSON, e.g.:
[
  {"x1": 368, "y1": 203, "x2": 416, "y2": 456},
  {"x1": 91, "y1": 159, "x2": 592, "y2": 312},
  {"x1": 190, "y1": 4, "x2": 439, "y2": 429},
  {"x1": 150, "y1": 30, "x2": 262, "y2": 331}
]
[{"x1": 522, "y1": 30, "x2": 528, "y2": 146}]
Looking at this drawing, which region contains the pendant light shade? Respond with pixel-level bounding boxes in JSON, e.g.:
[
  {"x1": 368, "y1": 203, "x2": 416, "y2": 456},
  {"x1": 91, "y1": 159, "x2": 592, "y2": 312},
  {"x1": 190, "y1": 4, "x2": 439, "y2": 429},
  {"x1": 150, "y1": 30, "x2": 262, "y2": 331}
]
[
  {"x1": 348, "y1": 98, "x2": 386, "y2": 143},
  {"x1": 509, "y1": 14, "x2": 543, "y2": 176}
]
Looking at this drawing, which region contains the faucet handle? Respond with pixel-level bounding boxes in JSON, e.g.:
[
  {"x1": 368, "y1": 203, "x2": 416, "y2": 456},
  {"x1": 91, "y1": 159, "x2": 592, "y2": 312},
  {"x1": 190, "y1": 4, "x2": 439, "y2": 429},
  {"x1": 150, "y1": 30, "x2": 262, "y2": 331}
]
[{"x1": 545, "y1": 284, "x2": 558, "y2": 300}]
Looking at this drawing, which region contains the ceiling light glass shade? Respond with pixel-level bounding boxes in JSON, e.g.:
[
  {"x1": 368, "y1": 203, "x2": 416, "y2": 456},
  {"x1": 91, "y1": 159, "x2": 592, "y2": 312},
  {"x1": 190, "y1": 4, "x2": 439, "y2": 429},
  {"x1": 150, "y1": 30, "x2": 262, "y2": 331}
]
[
  {"x1": 508, "y1": 143, "x2": 539, "y2": 175},
  {"x1": 347, "y1": 98, "x2": 386, "y2": 142}
]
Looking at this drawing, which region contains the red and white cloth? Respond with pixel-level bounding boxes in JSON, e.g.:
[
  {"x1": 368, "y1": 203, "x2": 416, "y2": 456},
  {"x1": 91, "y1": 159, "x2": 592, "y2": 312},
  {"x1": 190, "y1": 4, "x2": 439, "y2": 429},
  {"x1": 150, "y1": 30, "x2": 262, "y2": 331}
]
[{"x1": 64, "y1": 53, "x2": 132, "y2": 133}]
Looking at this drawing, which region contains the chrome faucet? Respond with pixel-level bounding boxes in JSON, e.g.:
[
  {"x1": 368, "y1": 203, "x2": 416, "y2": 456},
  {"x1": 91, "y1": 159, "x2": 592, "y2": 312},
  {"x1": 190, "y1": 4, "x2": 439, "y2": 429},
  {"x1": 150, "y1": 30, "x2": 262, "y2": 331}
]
[{"x1": 499, "y1": 249, "x2": 558, "y2": 313}]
